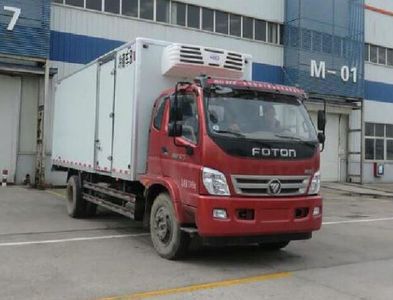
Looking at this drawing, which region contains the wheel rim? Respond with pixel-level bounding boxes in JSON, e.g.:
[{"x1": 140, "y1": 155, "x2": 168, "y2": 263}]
[{"x1": 153, "y1": 206, "x2": 173, "y2": 245}]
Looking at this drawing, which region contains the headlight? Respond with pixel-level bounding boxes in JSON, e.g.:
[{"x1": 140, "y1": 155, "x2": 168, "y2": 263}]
[
  {"x1": 202, "y1": 167, "x2": 230, "y2": 196},
  {"x1": 308, "y1": 171, "x2": 321, "y2": 195}
]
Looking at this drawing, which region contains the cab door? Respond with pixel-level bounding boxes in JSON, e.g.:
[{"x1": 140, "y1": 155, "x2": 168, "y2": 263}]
[{"x1": 160, "y1": 92, "x2": 202, "y2": 207}]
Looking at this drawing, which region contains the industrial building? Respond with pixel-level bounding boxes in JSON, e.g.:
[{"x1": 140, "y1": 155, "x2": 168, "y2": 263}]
[{"x1": 1, "y1": 0, "x2": 393, "y2": 184}]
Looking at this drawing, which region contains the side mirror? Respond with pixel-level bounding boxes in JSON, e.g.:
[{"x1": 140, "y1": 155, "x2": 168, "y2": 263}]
[
  {"x1": 317, "y1": 110, "x2": 326, "y2": 131},
  {"x1": 318, "y1": 132, "x2": 326, "y2": 144},
  {"x1": 168, "y1": 122, "x2": 183, "y2": 137}
]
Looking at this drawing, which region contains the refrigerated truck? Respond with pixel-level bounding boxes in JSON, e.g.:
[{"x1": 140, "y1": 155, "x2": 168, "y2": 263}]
[{"x1": 52, "y1": 38, "x2": 325, "y2": 259}]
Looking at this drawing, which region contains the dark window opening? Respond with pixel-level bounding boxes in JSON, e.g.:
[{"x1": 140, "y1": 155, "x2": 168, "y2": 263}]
[
  {"x1": 242, "y1": 17, "x2": 253, "y2": 39},
  {"x1": 122, "y1": 0, "x2": 138, "y2": 17},
  {"x1": 187, "y1": 5, "x2": 200, "y2": 29},
  {"x1": 156, "y1": 0, "x2": 170, "y2": 22},
  {"x1": 140, "y1": 0, "x2": 154, "y2": 20},
  {"x1": 105, "y1": 0, "x2": 120, "y2": 14},
  {"x1": 215, "y1": 11, "x2": 229, "y2": 34},
  {"x1": 230, "y1": 14, "x2": 241, "y2": 37},
  {"x1": 171, "y1": 2, "x2": 186, "y2": 26}
]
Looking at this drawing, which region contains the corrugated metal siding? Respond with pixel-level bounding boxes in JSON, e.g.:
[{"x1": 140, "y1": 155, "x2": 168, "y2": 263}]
[
  {"x1": 50, "y1": 31, "x2": 123, "y2": 64},
  {"x1": 0, "y1": 0, "x2": 50, "y2": 59}
]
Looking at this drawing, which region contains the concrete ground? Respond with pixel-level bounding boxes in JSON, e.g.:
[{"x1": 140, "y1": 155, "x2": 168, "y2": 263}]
[{"x1": 0, "y1": 185, "x2": 392, "y2": 300}]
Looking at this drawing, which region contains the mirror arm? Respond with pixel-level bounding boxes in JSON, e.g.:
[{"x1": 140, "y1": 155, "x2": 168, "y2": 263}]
[{"x1": 320, "y1": 100, "x2": 327, "y2": 152}]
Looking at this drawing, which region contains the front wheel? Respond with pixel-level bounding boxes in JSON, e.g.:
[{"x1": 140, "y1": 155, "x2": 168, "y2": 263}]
[{"x1": 150, "y1": 193, "x2": 190, "y2": 260}]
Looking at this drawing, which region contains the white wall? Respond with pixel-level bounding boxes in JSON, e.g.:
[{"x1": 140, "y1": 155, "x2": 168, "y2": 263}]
[
  {"x1": 365, "y1": 63, "x2": 393, "y2": 84},
  {"x1": 364, "y1": 100, "x2": 393, "y2": 123},
  {"x1": 365, "y1": 1, "x2": 393, "y2": 48}
]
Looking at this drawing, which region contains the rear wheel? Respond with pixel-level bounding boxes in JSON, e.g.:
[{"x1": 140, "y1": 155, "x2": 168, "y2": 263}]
[
  {"x1": 259, "y1": 241, "x2": 290, "y2": 251},
  {"x1": 66, "y1": 175, "x2": 88, "y2": 218},
  {"x1": 150, "y1": 193, "x2": 190, "y2": 260}
]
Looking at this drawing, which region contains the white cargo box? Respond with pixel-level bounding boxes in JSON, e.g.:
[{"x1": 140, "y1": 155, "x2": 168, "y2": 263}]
[{"x1": 52, "y1": 38, "x2": 252, "y2": 180}]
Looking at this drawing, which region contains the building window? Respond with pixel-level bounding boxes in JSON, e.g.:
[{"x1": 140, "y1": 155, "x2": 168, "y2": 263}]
[
  {"x1": 122, "y1": 0, "x2": 138, "y2": 17},
  {"x1": 375, "y1": 123, "x2": 385, "y2": 137},
  {"x1": 334, "y1": 36, "x2": 342, "y2": 56},
  {"x1": 279, "y1": 24, "x2": 284, "y2": 45},
  {"x1": 365, "y1": 123, "x2": 393, "y2": 161},
  {"x1": 387, "y1": 140, "x2": 393, "y2": 160},
  {"x1": 312, "y1": 31, "x2": 322, "y2": 52},
  {"x1": 215, "y1": 11, "x2": 228, "y2": 34},
  {"x1": 268, "y1": 22, "x2": 278, "y2": 44},
  {"x1": 388, "y1": 49, "x2": 393, "y2": 66},
  {"x1": 255, "y1": 20, "x2": 266, "y2": 42},
  {"x1": 378, "y1": 46, "x2": 386, "y2": 65},
  {"x1": 364, "y1": 44, "x2": 369, "y2": 61},
  {"x1": 365, "y1": 43, "x2": 393, "y2": 66},
  {"x1": 156, "y1": 0, "x2": 170, "y2": 22},
  {"x1": 289, "y1": 26, "x2": 299, "y2": 48},
  {"x1": 65, "y1": 0, "x2": 83, "y2": 7},
  {"x1": 322, "y1": 33, "x2": 332, "y2": 54},
  {"x1": 387, "y1": 124, "x2": 393, "y2": 138},
  {"x1": 187, "y1": 5, "x2": 200, "y2": 29},
  {"x1": 370, "y1": 45, "x2": 378, "y2": 63},
  {"x1": 140, "y1": 0, "x2": 154, "y2": 20},
  {"x1": 105, "y1": 0, "x2": 120, "y2": 14},
  {"x1": 302, "y1": 29, "x2": 311, "y2": 50},
  {"x1": 242, "y1": 17, "x2": 253, "y2": 39},
  {"x1": 53, "y1": 0, "x2": 63, "y2": 3},
  {"x1": 86, "y1": 0, "x2": 101, "y2": 11},
  {"x1": 171, "y1": 1, "x2": 186, "y2": 26},
  {"x1": 230, "y1": 14, "x2": 241, "y2": 37},
  {"x1": 202, "y1": 8, "x2": 214, "y2": 31}
]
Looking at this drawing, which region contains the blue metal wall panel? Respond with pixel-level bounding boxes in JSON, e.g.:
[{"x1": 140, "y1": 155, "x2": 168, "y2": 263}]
[
  {"x1": 284, "y1": 0, "x2": 365, "y2": 98},
  {"x1": 50, "y1": 31, "x2": 123, "y2": 64},
  {"x1": 365, "y1": 80, "x2": 393, "y2": 103},
  {"x1": 252, "y1": 63, "x2": 284, "y2": 84},
  {"x1": 0, "y1": 0, "x2": 50, "y2": 59}
]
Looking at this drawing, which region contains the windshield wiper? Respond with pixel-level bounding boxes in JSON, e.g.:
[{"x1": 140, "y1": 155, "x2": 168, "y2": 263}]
[
  {"x1": 213, "y1": 130, "x2": 246, "y2": 138},
  {"x1": 274, "y1": 134, "x2": 317, "y2": 147}
]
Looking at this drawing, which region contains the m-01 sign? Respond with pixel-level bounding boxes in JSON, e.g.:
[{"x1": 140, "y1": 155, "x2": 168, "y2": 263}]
[
  {"x1": 310, "y1": 60, "x2": 358, "y2": 83},
  {"x1": 0, "y1": 0, "x2": 50, "y2": 59}
]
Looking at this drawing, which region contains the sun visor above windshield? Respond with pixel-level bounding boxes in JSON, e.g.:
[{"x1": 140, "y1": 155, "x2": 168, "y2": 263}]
[{"x1": 207, "y1": 79, "x2": 306, "y2": 97}]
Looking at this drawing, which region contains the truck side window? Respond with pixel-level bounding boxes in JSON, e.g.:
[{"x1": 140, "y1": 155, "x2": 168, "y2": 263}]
[
  {"x1": 180, "y1": 94, "x2": 199, "y2": 144},
  {"x1": 153, "y1": 97, "x2": 167, "y2": 130}
]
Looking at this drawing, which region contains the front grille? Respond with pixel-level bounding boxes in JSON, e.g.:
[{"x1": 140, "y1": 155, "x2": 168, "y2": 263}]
[{"x1": 231, "y1": 175, "x2": 309, "y2": 196}]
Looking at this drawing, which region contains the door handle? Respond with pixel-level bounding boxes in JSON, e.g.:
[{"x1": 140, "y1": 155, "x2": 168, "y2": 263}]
[{"x1": 161, "y1": 147, "x2": 168, "y2": 155}]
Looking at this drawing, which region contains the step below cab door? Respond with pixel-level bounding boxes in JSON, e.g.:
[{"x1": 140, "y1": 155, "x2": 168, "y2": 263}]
[{"x1": 95, "y1": 56, "x2": 116, "y2": 173}]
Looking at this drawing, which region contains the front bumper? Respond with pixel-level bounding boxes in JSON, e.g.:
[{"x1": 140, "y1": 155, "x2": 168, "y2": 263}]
[{"x1": 194, "y1": 194, "x2": 322, "y2": 237}]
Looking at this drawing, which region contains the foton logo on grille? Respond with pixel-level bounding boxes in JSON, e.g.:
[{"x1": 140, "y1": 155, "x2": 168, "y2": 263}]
[{"x1": 252, "y1": 148, "x2": 297, "y2": 158}]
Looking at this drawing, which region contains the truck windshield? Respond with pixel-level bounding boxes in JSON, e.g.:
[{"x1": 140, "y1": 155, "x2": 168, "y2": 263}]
[{"x1": 205, "y1": 90, "x2": 318, "y2": 142}]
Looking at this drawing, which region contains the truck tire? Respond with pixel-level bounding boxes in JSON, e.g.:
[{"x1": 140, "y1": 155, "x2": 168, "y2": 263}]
[
  {"x1": 150, "y1": 193, "x2": 190, "y2": 260},
  {"x1": 259, "y1": 241, "x2": 290, "y2": 251},
  {"x1": 66, "y1": 175, "x2": 87, "y2": 218}
]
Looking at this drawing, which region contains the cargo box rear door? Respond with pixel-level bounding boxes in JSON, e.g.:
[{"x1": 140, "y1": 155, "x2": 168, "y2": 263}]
[{"x1": 95, "y1": 57, "x2": 116, "y2": 173}]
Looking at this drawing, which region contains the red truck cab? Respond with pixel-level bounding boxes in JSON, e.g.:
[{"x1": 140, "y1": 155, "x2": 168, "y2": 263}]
[{"x1": 141, "y1": 77, "x2": 323, "y2": 259}]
